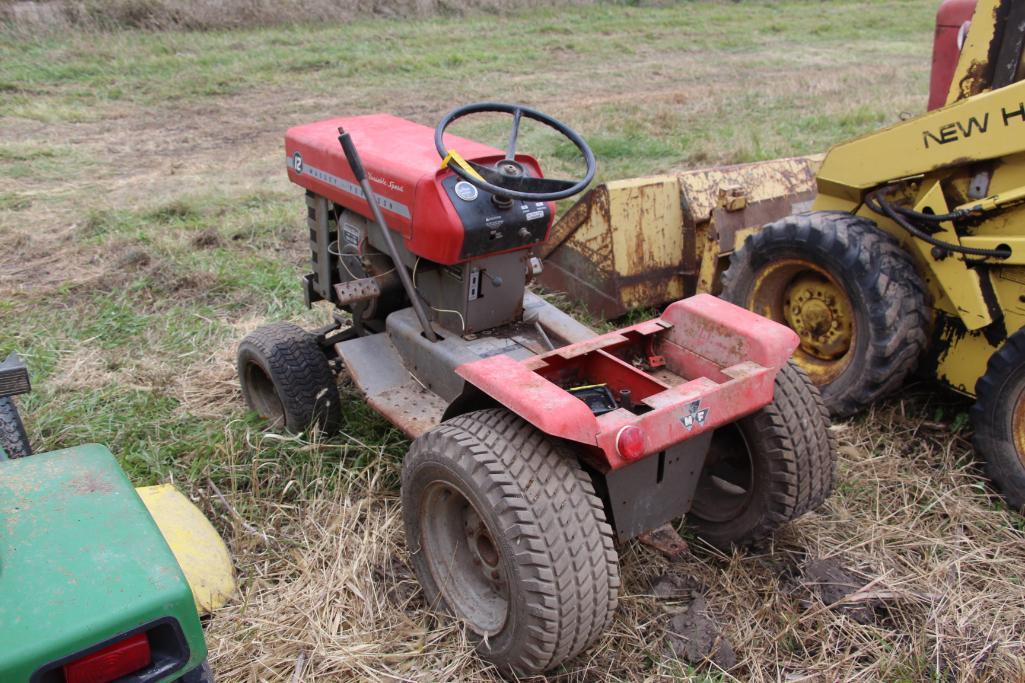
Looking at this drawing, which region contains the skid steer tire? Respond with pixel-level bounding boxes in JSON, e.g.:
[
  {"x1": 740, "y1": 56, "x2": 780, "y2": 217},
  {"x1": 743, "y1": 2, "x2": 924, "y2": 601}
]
[
  {"x1": 237, "y1": 322, "x2": 341, "y2": 436},
  {"x1": 973, "y1": 330, "x2": 1025, "y2": 512},
  {"x1": 0, "y1": 396, "x2": 31, "y2": 459},
  {"x1": 686, "y1": 363, "x2": 836, "y2": 549},
  {"x1": 721, "y1": 211, "x2": 928, "y2": 417},
  {"x1": 402, "y1": 408, "x2": 620, "y2": 676}
]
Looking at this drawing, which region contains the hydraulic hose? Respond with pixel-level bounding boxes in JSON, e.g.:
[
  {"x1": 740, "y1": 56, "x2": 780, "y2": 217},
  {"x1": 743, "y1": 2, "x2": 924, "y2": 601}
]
[{"x1": 865, "y1": 188, "x2": 1010, "y2": 260}]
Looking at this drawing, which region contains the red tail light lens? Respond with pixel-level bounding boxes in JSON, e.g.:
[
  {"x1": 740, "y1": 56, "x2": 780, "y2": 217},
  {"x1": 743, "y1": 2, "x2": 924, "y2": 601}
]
[
  {"x1": 615, "y1": 425, "x2": 646, "y2": 461},
  {"x1": 63, "y1": 632, "x2": 151, "y2": 683}
]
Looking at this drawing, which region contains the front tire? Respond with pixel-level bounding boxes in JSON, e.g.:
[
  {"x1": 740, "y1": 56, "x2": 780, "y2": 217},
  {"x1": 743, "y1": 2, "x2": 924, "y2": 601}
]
[
  {"x1": 973, "y1": 330, "x2": 1025, "y2": 512},
  {"x1": 0, "y1": 396, "x2": 31, "y2": 459},
  {"x1": 687, "y1": 363, "x2": 836, "y2": 549},
  {"x1": 722, "y1": 211, "x2": 928, "y2": 416},
  {"x1": 237, "y1": 322, "x2": 341, "y2": 435},
  {"x1": 401, "y1": 408, "x2": 619, "y2": 675}
]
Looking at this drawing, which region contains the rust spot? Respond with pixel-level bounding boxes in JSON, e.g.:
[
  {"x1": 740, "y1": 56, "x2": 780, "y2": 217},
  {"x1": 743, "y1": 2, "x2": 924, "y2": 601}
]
[{"x1": 956, "y1": 59, "x2": 992, "y2": 101}]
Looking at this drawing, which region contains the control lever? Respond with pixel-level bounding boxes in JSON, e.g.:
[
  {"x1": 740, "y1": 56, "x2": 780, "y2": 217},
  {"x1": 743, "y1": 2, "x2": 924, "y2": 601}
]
[{"x1": 338, "y1": 127, "x2": 438, "y2": 342}]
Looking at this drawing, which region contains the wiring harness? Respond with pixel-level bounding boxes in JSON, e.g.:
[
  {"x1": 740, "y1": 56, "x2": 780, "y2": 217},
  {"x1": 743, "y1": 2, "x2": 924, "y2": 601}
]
[{"x1": 865, "y1": 186, "x2": 1010, "y2": 260}]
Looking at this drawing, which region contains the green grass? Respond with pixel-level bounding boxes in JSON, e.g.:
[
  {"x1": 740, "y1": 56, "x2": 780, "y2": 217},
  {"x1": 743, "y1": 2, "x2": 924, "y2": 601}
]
[{"x1": 1, "y1": 3, "x2": 929, "y2": 115}]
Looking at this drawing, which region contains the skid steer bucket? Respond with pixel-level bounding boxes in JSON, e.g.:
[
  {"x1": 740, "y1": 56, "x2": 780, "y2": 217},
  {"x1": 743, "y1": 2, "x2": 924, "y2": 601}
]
[{"x1": 538, "y1": 155, "x2": 823, "y2": 319}]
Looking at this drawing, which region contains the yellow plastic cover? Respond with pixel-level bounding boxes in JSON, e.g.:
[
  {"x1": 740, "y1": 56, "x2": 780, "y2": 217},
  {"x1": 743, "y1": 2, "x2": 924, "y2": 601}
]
[{"x1": 136, "y1": 484, "x2": 236, "y2": 615}]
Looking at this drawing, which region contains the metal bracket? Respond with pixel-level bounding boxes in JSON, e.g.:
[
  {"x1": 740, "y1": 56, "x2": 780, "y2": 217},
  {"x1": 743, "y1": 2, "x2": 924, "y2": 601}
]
[
  {"x1": 333, "y1": 278, "x2": 381, "y2": 305},
  {"x1": 603, "y1": 432, "x2": 711, "y2": 543}
]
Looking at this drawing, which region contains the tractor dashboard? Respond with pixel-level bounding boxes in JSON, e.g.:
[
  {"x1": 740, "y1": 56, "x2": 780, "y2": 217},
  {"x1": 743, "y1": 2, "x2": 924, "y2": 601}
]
[{"x1": 285, "y1": 114, "x2": 555, "y2": 266}]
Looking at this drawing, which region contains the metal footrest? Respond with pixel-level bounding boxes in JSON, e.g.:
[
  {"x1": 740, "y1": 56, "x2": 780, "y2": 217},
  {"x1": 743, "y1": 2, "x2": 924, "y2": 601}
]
[
  {"x1": 333, "y1": 278, "x2": 380, "y2": 305},
  {"x1": 335, "y1": 333, "x2": 446, "y2": 438}
]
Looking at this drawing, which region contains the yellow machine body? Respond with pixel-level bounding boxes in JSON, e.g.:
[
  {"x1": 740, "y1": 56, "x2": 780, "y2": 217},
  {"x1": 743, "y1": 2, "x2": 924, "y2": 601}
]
[
  {"x1": 136, "y1": 484, "x2": 236, "y2": 615},
  {"x1": 539, "y1": 155, "x2": 822, "y2": 319},
  {"x1": 540, "y1": 0, "x2": 1025, "y2": 399},
  {"x1": 812, "y1": 0, "x2": 1025, "y2": 395}
]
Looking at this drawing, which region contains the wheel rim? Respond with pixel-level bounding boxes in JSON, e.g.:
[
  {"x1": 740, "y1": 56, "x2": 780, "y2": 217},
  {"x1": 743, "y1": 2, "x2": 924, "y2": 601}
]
[
  {"x1": 420, "y1": 482, "x2": 509, "y2": 636},
  {"x1": 243, "y1": 361, "x2": 285, "y2": 425},
  {"x1": 1012, "y1": 391, "x2": 1025, "y2": 467},
  {"x1": 690, "y1": 424, "x2": 754, "y2": 523},
  {"x1": 748, "y1": 259, "x2": 855, "y2": 385}
]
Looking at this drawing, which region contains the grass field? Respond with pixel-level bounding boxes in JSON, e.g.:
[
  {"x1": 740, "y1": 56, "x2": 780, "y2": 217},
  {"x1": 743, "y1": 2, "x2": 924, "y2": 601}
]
[{"x1": 3, "y1": 1, "x2": 1025, "y2": 680}]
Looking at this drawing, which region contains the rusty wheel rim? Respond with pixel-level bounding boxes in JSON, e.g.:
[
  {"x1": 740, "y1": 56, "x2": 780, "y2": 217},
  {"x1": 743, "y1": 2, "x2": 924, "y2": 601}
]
[
  {"x1": 420, "y1": 482, "x2": 509, "y2": 636},
  {"x1": 748, "y1": 259, "x2": 855, "y2": 386},
  {"x1": 1012, "y1": 391, "x2": 1025, "y2": 467}
]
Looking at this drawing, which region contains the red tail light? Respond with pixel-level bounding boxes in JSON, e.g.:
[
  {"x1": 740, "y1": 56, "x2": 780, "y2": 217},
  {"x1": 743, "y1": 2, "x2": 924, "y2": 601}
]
[
  {"x1": 615, "y1": 425, "x2": 646, "y2": 461},
  {"x1": 63, "y1": 632, "x2": 151, "y2": 683}
]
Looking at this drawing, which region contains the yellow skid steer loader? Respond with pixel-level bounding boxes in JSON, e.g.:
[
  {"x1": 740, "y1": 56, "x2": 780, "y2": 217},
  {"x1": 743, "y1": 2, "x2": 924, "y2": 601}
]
[{"x1": 540, "y1": 0, "x2": 1025, "y2": 510}]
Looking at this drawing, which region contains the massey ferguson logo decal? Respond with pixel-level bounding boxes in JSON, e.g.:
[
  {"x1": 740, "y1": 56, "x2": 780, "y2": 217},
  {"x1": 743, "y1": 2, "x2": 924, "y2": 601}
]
[
  {"x1": 292, "y1": 151, "x2": 303, "y2": 174},
  {"x1": 680, "y1": 400, "x2": 709, "y2": 431}
]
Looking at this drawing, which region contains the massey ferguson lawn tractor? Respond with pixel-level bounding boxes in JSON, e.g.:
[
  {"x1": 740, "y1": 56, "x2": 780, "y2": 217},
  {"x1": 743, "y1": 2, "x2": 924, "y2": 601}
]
[
  {"x1": 237, "y1": 104, "x2": 835, "y2": 674},
  {"x1": 0, "y1": 354, "x2": 235, "y2": 683},
  {"x1": 540, "y1": 0, "x2": 1025, "y2": 511}
]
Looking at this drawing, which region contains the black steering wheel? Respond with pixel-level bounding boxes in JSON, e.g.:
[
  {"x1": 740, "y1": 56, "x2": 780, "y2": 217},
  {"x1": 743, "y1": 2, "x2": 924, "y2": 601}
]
[{"x1": 434, "y1": 102, "x2": 596, "y2": 202}]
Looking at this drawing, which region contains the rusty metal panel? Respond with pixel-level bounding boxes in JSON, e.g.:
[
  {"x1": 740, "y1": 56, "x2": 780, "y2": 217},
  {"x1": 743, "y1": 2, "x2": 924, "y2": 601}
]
[
  {"x1": 368, "y1": 382, "x2": 447, "y2": 439},
  {"x1": 539, "y1": 156, "x2": 821, "y2": 320},
  {"x1": 946, "y1": 0, "x2": 1007, "y2": 103},
  {"x1": 333, "y1": 277, "x2": 380, "y2": 305},
  {"x1": 676, "y1": 156, "x2": 822, "y2": 226}
]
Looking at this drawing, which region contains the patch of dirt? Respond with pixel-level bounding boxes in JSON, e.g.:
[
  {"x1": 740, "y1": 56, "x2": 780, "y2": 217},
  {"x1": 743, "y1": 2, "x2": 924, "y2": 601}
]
[
  {"x1": 191, "y1": 229, "x2": 223, "y2": 249},
  {"x1": 648, "y1": 571, "x2": 704, "y2": 600},
  {"x1": 68, "y1": 471, "x2": 114, "y2": 494},
  {"x1": 116, "y1": 247, "x2": 152, "y2": 270},
  {"x1": 0, "y1": 230, "x2": 109, "y2": 310},
  {"x1": 666, "y1": 594, "x2": 738, "y2": 671},
  {"x1": 801, "y1": 557, "x2": 878, "y2": 625}
]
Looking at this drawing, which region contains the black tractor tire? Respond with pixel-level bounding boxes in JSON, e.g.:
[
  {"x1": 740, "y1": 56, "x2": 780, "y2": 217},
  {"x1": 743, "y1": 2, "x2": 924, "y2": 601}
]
[
  {"x1": 0, "y1": 396, "x2": 31, "y2": 459},
  {"x1": 686, "y1": 362, "x2": 836, "y2": 549},
  {"x1": 237, "y1": 322, "x2": 341, "y2": 436},
  {"x1": 401, "y1": 408, "x2": 620, "y2": 676},
  {"x1": 973, "y1": 330, "x2": 1025, "y2": 512},
  {"x1": 721, "y1": 211, "x2": 929, "y2": 417}
]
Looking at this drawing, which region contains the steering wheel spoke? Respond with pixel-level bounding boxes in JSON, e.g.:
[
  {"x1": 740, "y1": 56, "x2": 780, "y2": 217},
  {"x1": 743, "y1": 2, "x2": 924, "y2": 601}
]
[
  {"x1": 466, "y1": 161, "x2": 577, "y2": 196},
  {"x1": 435, "y1": 102, "x2": 596, "y2": 202},
  {"x1": 505, "y1": 107, "x2": 522, "y2": 160}
]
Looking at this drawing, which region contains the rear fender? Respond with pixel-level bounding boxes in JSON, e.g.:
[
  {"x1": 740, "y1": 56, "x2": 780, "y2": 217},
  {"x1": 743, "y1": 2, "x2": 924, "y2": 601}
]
[
  {"x1": 136, "y1": 485, "x2": 236, "y2": 616},
  {"x1": 455, "y1": 294, "x2": 799, "y2": 470}
]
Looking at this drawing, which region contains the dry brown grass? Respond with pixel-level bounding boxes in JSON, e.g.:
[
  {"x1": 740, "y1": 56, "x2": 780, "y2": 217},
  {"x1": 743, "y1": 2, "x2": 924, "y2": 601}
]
[{"x1": 193, "y1": 399, "x2": 1025, "y2": 681}]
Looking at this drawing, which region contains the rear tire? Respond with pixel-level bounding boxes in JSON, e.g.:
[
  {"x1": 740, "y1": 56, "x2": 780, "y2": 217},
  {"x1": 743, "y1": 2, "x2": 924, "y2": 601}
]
[
  {"x1": 237, "y1": 322, "x2": 341, "y2": 435},
  {"x1": 0, "y1": 396, "x2": 31, "y2": 459},
  {"x1": 686, "y1": 363, "x2": 836, "y2": 549},
  {"x1": 721, "y1": 211, "x2": 928, "y2": 416},
  {"x1": 401, "y1": 408, "x2": 619, "y2": 675},
  {"x1": 973, "y1": 330, "x2": 1025, "y2": 512}
]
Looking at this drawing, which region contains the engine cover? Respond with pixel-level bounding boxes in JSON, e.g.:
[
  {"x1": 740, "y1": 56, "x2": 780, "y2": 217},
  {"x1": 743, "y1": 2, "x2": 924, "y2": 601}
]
[{"x1": 285, "y1": 114, "x2": 555, "y2": 266}]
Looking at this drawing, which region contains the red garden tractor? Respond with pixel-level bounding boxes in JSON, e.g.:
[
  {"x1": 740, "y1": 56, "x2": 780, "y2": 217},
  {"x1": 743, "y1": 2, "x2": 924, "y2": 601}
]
[{"x1": 237, "y1": 103, "x2": 836, "y2": 674}]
